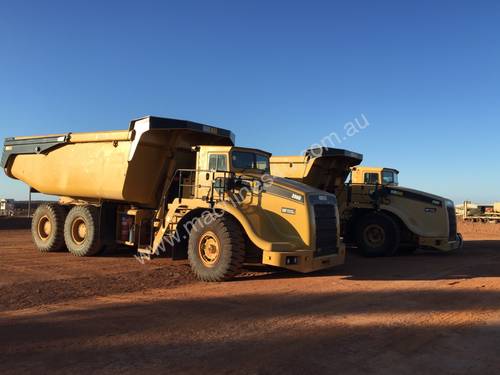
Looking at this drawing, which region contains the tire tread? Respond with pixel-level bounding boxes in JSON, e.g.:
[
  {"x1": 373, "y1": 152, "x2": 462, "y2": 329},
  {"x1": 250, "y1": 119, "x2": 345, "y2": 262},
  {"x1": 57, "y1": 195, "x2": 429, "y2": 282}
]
[
  {"x1": 356, "y1": 212, "x2": 400, "y2": 257},
  {"x1": 188, "y1": 213, "x2": 245, "y2": 281},
  {"x1": 64, "y1": 205, "x2": 102, "y2": 257},
  {"x1": 31, "y1": 203, "x2": 67, "y2": 252}
]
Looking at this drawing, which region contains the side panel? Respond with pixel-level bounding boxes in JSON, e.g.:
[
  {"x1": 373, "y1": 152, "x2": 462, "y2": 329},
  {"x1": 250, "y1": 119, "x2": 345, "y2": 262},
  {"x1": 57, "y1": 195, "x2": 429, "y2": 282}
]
[
  {"x1": 338, "y1": 184, "x2": 449, "y2": 239},
  {"x1": 380, "y1": 199, "x2": 449, "y2": 238},
  {"x1": 9, "y1": 141, "x2": 131, "y2": 201},
  {"x1": 237, "y1": 190, "x2": 311, "y2": 249}
]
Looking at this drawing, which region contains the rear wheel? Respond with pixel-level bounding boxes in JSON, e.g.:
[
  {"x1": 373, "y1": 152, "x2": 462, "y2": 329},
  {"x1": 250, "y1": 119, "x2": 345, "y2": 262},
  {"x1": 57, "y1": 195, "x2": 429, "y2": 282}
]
[
  {"x1": 64, "y1": 205, "x2": 103, "y2": 256},
  {"x1": 188, "y1": 214, "x2": 245, "y2": 281},
  {"x1": 356, "y1": 212, "x2": 400, "y2": 257},
  {"x1": 31, "y1": 203, "x2": 67, "y2": 252}
]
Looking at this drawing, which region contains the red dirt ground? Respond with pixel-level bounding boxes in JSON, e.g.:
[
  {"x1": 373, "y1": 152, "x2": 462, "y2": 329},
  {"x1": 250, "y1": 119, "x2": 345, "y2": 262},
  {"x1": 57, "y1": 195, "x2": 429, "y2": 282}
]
[{"x1": 1, "y1": 221, "x2": 500, "y2": 374}]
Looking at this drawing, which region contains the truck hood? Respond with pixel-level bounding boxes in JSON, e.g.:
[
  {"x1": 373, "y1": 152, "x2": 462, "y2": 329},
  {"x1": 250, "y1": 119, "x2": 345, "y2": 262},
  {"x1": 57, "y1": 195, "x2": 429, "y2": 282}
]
[
  {"x1": 266, "y1": 176, "x2": 337, "y2": 205},
  {"x1": 270, "y1": 176, "x2": 334, "y2": 195},
  {"x1": 241, "y1": 173, "x2": 336, "y2": 201},
  {"x1": 388, "y1": 185, "x2": 449, "y2": 204}
]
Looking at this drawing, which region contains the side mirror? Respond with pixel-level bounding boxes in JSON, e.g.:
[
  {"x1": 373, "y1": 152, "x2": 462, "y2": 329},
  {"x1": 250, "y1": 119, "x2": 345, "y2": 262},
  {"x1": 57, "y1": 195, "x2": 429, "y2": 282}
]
[{"x1": 206, "y1": 173, "x2": 210, "y2": 180}]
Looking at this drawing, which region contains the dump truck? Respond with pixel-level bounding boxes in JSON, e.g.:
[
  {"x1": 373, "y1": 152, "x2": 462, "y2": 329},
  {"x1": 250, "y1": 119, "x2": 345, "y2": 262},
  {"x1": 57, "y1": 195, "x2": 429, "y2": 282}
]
[
  {"x1": 1, "y1": 117, "x2": 345, "y2": 280},
  {"x1": 270, "y1": 147, "x2": 462, "y2": 256}
]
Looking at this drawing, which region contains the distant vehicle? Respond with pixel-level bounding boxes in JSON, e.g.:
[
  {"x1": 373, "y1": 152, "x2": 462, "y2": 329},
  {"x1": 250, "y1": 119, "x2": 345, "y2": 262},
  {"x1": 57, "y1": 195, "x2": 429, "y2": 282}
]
[
  {"x1": 0, "y1": 198, "x2": 14, "y2": 216},
  {"x1": 457, "y1": 201, "x2": 500, "y2": 223}
]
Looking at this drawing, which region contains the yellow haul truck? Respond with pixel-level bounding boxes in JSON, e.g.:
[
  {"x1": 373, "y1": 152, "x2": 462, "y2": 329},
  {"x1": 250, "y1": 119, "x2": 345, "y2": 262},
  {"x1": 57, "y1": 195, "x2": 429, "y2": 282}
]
[
  {"x1": 1, "y1": 117, "x2": 344, "y2": 281},
  {"x1": 270, "y1": 148, "x2": 462, "y2": 257}
]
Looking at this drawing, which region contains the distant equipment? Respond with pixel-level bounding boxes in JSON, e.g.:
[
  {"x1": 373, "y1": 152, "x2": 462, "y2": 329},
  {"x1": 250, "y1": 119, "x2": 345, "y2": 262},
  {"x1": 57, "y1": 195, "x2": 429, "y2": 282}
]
[
  {"x1": 0, "y1": 199, "x2": 14, "y2": 216},
  {"x1": 457, "y1": 201, "x2": 500, "y2": 223}
]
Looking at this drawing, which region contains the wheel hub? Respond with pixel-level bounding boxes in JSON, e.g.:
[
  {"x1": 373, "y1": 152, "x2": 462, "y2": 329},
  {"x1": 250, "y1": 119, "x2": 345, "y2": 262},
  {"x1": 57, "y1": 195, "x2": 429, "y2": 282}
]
[
  {"x1": 363, "y1": 224, "x2": 385, "y2": 247},
  {"x1": 71, "y1": 218, "x2": 87, "y2": 245},
  {"x1": 198, "y1": 231, "x2": 221, "y2": 267},
  {"x1": 37, "y1": 215, "x2": 52, "y2": 241}
]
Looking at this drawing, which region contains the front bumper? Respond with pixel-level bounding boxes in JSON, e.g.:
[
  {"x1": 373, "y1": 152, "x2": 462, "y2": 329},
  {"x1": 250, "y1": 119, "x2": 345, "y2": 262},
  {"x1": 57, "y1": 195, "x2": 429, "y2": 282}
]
[
  {"x1": 418, "y1": 233, "x2": 463, "y2": 252},
  {"x1": 261, "y1": 243, "x2": 346, "y2": 273}
]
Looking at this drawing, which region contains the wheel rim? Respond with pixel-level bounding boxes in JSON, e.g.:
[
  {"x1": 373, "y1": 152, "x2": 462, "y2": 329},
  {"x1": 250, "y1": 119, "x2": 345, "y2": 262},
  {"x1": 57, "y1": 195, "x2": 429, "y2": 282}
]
[
  {"x1": 37, "y1": 215, "x2": 52, "y2": 241},
  {"x1": 363, "y1": 224, "x2": 385, "y2": 247},
  {"x1": 198, "y1": 231, "x2": 221, "y2": 267},
  {"x1": 71, "y1": 217, "x2": 87, "y2": 245}
]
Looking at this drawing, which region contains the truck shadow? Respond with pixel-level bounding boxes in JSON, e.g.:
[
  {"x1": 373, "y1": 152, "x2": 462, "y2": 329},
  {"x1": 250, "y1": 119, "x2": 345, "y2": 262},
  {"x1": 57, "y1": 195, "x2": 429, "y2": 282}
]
[
  {"x1": 2, "y1": 288, "x2": 500, "y2": 373},
  {"x1": 0, "y1": 217, "x2": 31, "y2": 230},
  {"x1": 83, "y1": 238, "x2": 500, "y2": 282},
  {"x1": 237, "y1": 240, "x2": 500, "y2": 282}
]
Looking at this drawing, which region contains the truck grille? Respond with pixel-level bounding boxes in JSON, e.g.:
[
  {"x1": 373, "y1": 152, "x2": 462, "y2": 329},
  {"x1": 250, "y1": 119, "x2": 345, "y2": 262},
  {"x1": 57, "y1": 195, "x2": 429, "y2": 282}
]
[
  {"x1": 447, "y1": 205, "x2": 457, "y2": 241},
  {"x1": 313, "y1": 204, "x2": 338, "y2": 257}
]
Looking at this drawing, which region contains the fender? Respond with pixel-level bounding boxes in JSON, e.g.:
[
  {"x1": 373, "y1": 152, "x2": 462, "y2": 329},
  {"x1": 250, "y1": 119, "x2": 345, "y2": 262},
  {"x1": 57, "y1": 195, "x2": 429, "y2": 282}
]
[
  {"x1": 213, "y1": 202, "x2": 294, "y2": 252},
  {"x1": 378, "y1": 204, "x2": 444, "y2": 238}
]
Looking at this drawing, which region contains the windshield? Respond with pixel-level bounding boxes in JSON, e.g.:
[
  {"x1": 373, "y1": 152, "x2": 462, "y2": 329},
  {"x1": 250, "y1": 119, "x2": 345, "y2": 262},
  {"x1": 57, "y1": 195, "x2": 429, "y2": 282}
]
[
  {"x1": 231, "y1": 151, "x2": 270, "y2": 173},
  {"x1": 382, "y1": 170, "x2": 398, "y2": 185}
]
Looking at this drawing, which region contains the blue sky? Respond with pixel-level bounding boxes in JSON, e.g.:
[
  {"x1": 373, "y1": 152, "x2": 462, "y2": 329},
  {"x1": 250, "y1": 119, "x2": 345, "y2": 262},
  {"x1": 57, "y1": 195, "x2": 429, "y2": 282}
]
[{"x1": 1, "y1": 0, "x2": 499, "y2": 203}]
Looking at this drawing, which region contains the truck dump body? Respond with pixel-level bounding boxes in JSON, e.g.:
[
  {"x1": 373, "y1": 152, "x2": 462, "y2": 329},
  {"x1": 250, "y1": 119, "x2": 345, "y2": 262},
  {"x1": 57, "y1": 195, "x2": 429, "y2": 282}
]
[
  {"x1": 2, "y1": 116, "x2": 235, "y2": 207},
  {"x1": 270, "y1": 148, "x2": 363, "y2": 194}
]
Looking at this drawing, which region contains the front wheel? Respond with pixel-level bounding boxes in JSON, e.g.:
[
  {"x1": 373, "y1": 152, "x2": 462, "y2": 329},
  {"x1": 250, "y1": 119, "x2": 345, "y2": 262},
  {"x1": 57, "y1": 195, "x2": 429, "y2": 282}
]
[
  {"x1": 188, "y1": 214, "x2": 245, "y2": 281},
  {"x1": 355, "y1": 212, "x2": 400, "y2": 257}
]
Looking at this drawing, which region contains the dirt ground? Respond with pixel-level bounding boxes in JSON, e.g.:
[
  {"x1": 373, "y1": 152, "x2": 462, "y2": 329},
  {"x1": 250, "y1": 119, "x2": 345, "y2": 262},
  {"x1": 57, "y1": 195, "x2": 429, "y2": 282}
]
[{"x1": 1, "y1": 222, "x2": 500, "y2": 374}]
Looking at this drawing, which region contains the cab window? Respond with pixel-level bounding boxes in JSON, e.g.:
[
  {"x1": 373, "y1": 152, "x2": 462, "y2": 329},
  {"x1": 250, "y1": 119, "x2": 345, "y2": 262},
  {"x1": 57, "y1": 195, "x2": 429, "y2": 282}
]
[
  {"x1": 231, "y1": 151, "x2": 270, "y2": 173},
  {"x1": 382, "y1": 170, "x2": 397, "y2": 185},
  {"x1": 208, "y1": 154, "x2": 227, "y2": 171},
  {"x1": 364, "y1": 173, "x2": 379, "y2": 184},
  {"x1": 256, "y1": 154, "x2": 269, "y2": 171}
]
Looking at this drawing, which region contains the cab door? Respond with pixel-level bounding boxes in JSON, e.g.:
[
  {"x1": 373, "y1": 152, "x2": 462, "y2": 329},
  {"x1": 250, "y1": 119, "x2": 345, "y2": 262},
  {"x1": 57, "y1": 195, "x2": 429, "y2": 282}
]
[{"x1": 207, "y1": 153, "x2": 229, "y2": 200}]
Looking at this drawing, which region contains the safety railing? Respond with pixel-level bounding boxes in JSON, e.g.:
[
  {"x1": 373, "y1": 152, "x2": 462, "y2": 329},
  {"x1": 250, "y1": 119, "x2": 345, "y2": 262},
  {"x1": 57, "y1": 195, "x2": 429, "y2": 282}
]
[{"x1": 173, "y1": 169, "x2": 261, "y2": 205}]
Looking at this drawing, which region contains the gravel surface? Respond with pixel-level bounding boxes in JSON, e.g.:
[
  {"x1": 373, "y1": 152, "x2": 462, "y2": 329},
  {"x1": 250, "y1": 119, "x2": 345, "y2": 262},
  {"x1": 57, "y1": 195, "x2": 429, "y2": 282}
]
[{"x1": 1, "y1": 222, "x2": 500, "y2": 374}]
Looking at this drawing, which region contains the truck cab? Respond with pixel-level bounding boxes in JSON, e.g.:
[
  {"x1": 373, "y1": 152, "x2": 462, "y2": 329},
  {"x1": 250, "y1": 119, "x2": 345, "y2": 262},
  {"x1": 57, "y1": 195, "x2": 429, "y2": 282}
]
[
  {"x1": 156, "y1": 144, "x2": 345, "y2": 277},
  {"x1": 192, "y1": 146, "x2": 271, "y2": 200},
  {"x1": 350, "y1": 166, "x2": 399, "y2": 186}
]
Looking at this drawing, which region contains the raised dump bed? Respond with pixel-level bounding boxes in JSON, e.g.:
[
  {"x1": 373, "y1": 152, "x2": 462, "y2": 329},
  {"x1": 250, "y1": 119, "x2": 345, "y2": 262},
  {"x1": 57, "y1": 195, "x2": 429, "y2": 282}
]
[
  {"x1": 270, "y1": 148, "x2": 363, "y2": 192},
  {"x1": 2, "y1": 116, "x2": 234, "y2": 207}
]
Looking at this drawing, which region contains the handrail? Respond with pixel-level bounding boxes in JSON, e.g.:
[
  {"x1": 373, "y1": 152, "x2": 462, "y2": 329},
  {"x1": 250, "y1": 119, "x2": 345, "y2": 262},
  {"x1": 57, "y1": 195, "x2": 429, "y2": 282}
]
[{"x1": 170, "y1": 168, "x2": 261, "y2": 206}]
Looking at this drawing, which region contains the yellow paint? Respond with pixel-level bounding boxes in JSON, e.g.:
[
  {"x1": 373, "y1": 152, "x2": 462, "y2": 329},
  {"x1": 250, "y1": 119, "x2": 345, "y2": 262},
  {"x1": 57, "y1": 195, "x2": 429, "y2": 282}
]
[{"x1": 6, "y1": 122, "x2": 345, "y2": 274}]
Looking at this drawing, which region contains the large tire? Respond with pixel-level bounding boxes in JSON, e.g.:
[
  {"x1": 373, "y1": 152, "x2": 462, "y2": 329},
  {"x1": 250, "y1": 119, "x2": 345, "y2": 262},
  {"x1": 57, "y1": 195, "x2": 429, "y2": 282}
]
[
  {"x1": 64, "y1": 205, "x2": 103, "y2": 257},
  {"x1": 188, "y1": 214, "x2": 245, "y2": 281},
  {"x1": 31, "y1": 203, "x2": 67, "y2": 252},
  {"x1": 355, "y1": 212, "x2": 400, "y2": 257}
]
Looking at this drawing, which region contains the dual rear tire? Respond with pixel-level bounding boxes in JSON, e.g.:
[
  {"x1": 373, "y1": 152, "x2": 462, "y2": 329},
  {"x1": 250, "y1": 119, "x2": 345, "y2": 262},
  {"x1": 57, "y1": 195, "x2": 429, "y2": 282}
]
[{"x1": 31, "y1": 204, "x2": 103, "y2": 256}]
